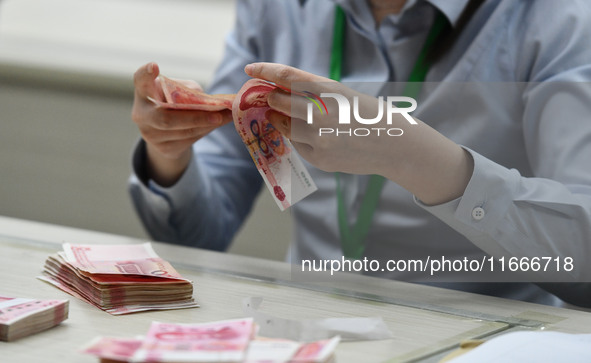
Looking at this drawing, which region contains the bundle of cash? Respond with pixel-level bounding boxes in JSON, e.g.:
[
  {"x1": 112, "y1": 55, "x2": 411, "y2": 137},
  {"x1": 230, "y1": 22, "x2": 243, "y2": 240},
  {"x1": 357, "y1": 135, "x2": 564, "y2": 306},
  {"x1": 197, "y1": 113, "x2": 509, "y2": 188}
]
[
  {"x1": 0, "y1": 296, "x2": 68, "y2": 341},
  {"x1": 81, "y1": 318, "x2": 340, "y2": 363},
  {"x1": 149, "y1": 75, "x2": 235, "y2": 111},
  {"x1": 148, "y1": 73, "x2": 317, "y2": 210},
  {"x1": 246, "y1": 336, "x2": 340, "y2": 363},
  {"x1": 38, "y1": 243, "x2": 198, "y2": 315},
  {"x1": 233, "y1": 79, "x2": 317, "y2": 210}
]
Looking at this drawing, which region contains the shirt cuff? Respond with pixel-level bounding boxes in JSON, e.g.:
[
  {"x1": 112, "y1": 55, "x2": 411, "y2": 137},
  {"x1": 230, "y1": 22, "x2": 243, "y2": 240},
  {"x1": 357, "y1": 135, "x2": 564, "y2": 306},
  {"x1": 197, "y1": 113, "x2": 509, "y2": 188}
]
[
  {"x1": 415, "y1": 147, "x2": 521, "y2": 240},
  {"x1": 131, "y1": 139, "x2": 204, "y2": 212}
]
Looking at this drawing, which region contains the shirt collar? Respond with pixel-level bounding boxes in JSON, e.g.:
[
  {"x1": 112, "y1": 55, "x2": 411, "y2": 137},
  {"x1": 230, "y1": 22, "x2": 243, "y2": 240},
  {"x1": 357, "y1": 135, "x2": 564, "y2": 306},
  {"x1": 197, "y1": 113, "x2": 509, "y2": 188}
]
[
  {"x1": 299, "y1": 0, "x2": 472, "y2": 28},
  {"x1": 428, "y1": 0, "x2": 471, "y2": 27}
]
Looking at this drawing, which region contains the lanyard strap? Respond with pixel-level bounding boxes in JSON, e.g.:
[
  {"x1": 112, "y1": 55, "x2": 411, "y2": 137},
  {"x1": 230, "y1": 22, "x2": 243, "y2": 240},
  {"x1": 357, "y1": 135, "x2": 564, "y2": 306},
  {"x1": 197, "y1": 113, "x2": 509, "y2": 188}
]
[{"x1": 332, "y1": 6, "x2": 449, "y2": 260}]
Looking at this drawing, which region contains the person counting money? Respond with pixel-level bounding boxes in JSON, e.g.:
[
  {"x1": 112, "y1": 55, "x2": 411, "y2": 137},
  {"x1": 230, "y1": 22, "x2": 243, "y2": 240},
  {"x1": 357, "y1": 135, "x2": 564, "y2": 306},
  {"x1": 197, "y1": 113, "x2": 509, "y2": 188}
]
[{"x1": 129, "y1": 0, "x2": 591, "y2": 308}]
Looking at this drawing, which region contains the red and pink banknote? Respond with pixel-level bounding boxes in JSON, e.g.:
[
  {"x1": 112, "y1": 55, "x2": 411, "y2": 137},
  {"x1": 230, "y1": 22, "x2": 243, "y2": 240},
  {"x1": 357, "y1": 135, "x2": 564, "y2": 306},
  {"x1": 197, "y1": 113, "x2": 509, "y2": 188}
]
[
  {"x1": 38, "y1": 243, "x2": 198, "y2": 315},
  {"x1": 0, "y1": 296, "x2": 69, "y2": 341},
  {"x1": 81, "y1": 318, "x2": 340, "y2": 362},
  {"x1": 150, "y1": 75, "x2": 317, "y2": 210},
  {"x1": 149, "y1": 75, "x2": 235, "y2": 111}
]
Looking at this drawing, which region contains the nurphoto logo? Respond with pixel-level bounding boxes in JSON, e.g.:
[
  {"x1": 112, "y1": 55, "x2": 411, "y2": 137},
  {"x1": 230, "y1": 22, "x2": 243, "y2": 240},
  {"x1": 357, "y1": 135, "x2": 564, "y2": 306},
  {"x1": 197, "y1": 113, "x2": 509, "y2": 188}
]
[{"x1": 306, "y1": 94, "x2": 418, "y2": 137}]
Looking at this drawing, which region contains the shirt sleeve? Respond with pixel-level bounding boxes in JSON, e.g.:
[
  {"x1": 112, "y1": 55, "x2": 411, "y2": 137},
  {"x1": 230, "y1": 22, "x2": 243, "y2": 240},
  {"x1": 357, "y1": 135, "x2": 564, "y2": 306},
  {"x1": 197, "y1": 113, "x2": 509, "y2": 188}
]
[
  {"x1": 416, "y1": 1, "x2": 591, "y2": 288},
  {"x1": 128, "y1": 0, "x2": 266, "y2": 250}
]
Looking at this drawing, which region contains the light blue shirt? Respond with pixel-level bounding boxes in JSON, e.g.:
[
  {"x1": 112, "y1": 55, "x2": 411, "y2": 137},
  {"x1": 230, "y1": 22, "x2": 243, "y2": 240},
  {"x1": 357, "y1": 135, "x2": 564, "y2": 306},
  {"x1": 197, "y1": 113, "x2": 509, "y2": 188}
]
[{"x1": 129, "y1": 0, "x2": 591, "y2": 306}]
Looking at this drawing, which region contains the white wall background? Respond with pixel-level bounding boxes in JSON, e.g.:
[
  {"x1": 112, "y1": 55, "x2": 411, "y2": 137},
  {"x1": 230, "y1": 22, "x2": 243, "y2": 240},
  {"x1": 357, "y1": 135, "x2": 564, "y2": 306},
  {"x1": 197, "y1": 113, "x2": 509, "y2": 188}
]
[
  {"x1": 0, "y1": 0, "x2": 233, "y2": 82},
  {"x1": 0, "y1": 0, "x2": 293, "y2": 261}
]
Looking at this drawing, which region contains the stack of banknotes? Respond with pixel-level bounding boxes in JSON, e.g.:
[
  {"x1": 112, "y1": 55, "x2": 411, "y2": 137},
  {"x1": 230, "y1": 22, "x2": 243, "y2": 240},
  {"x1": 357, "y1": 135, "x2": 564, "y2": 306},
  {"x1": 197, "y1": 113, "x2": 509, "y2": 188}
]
[
  {"x1": 0, "y1": 296, "x2": 69, "y2": 341},
  {"x1": 82, "y1": 318, "x2": 340, "y2": 363},
  {"x1": 38, "y1": 243, "x2": 198, "y2": 315}
]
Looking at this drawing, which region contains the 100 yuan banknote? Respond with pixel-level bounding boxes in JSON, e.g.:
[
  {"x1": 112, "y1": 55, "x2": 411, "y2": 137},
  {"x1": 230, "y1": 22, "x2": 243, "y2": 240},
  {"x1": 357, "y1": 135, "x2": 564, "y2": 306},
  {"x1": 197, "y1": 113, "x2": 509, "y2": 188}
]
[
  {"x1": 81, "y1": 336, "x2": 143, "y2": 362},
  {"x1": 62, "y1": 242, "x2": 189, "y2": 281},
  {"x1": 233, "y1": 79, "x2": 317, "y2": 210},
  {"x1": 150, "y1": 75, "x2": 235, "y2": 111},
  {"x1": 131, "y1": 318, "x2": 256, "y2": 362}
]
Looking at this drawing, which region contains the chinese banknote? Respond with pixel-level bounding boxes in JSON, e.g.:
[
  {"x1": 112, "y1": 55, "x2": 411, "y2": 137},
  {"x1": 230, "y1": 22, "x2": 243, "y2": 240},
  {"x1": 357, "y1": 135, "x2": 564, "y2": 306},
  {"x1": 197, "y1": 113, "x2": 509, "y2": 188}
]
[
  {"x1": 0, "y1": 296, "x2": 68, "y2": 341},
  {"x1": 150, "y1": 75, "x2": 317, "y2": 210},
  {"x1": 38, "y1": 243, "x2": 198, "y2": 315},
  {"x1": 82, "y1": 318, "x2": 340, "y2": 362}
]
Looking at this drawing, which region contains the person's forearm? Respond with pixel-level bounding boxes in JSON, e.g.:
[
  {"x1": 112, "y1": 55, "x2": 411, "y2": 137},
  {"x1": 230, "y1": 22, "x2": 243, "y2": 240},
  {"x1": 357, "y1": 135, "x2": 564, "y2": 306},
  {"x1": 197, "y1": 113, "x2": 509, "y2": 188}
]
[
  {"x1": 380, "y1": 120, "x2": 474, "y2": 206},
  {"x1": 129, "y1": 130, "x2": 257, "y2": 252},
  {"x1": 146, "y1": 143, "x2": 192, "y2": 187}
]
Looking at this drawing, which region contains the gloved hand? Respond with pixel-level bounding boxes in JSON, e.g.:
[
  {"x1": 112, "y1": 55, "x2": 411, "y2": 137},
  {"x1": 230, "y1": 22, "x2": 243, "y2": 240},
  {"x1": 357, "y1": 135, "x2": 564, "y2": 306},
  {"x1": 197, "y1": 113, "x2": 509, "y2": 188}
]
[
  {"x1": 245, "y1": 62, "x2": 473, "y2": 205},
  {"x1": 131, "y1": 62, "x2": 232, "y2": 186}
]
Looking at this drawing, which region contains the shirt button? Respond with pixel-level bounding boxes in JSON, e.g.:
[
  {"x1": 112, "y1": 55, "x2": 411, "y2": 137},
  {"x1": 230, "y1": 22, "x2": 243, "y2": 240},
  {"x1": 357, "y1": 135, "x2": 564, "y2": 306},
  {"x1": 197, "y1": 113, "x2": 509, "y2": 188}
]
[{"x1": 472, "y1": 207, "x2": 485, "y2": 221}]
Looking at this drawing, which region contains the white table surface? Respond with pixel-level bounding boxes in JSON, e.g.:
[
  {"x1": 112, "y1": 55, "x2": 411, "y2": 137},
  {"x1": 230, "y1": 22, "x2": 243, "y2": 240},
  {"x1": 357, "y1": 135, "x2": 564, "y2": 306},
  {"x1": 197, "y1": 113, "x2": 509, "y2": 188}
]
[{"x1": 1, "y1": 216, "x2": 591, "y2": 362}]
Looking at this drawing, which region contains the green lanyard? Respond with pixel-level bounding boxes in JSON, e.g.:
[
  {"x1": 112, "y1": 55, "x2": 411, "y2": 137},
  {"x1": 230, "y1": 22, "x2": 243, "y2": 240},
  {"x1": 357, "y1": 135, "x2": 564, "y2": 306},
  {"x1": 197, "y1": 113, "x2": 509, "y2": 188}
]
[{"x1": 332, "y1": 6, "x2": 449, "y2": 260}]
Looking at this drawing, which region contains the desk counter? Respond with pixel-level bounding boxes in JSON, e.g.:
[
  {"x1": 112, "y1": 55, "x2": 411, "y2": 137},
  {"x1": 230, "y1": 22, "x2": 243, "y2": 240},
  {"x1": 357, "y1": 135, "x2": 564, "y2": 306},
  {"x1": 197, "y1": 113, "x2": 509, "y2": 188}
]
[{"x1": 1, "y1": 216, "x2": 590, "y2": 362}]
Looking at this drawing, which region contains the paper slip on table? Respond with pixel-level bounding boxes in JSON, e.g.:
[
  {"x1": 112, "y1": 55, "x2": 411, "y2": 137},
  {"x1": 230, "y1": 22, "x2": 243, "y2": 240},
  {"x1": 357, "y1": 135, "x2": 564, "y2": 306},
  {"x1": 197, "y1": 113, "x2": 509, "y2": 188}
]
[{"x1": 1, "y1": 216, "x2": 591, "y2": 363}]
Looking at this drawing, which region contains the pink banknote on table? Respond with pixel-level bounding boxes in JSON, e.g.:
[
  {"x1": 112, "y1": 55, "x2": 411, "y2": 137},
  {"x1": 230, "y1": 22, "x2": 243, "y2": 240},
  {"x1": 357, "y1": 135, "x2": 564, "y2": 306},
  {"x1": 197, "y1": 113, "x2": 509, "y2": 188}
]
[
  {"x1": 246, "y1": 337, "x2": 341, "y2": 363},
  {"x1": 0, "y1": 297, "x2": 68, "y2": 326},
  {"x1": 131, "y1": 318, "x2": 256, "y2": 362},
  {"x1": 81, "y1": 327, "x2": 340, "y2": 363},
  {"x1": 233, "y1": 79, "x2": 317, "y2": 210},
  {"x1": 81, "y1": 336, "x2": 144, "y2": 362},
  {"x1": 290, "y1": 337, "x2": 340, "y2": 362},
  {"x1": 244, "y1": 336, "x2": 340, "y2": 363},
  {"x1": 244, "y1": 337, "x2": 302, "y2": 363},
  {"x1": 0, "y1": 296, "x2": 69, "y2": 341}
]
